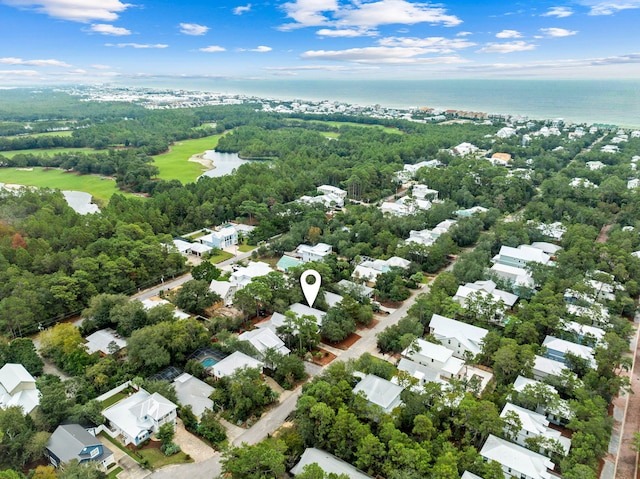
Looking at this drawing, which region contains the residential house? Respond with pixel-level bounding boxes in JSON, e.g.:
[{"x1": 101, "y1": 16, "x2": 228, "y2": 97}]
[
  {"x1": 0, "y1": 363, "x2": 40, "y2": 414},
  {"x1": 569, "y1": 178, "x2": 598, "y2": 188},
  {"x1": 405, "y1": 219, "x2": 457, "y2": 247},
  {"x1": 510, "y1": 375, "x2": 573, "y2": 426},
  {"x1": 276, "y1": 255, "x2": 302, "y2": 272},
  {"x1": 480, "y1": 434, "x2": 556, "y2": 479},
  {"x1": 46, "y1": 424, "x2": 115, "y2": 470},
  {"x1": 140, "y1": 298, "x2": 190, "y2": 320},
  {"x1": 402, "y1": 338, "x2": 465, "y2": 381},
  {"x1": 627, "y1": 178, "x2": 640, "y2": 189},
  {"x1": 299, "y1": 193, "x2": 344, "y2": 208},
  {"x1": 336, "y1": 279, "x2": 374, "y2": 300},
  {"x1": 489, "y1": 263, "x2": 535, "y2": 289},
  {"x1": 317, "y1": 185, "x2": 347, "y2": 200},
  {"x1": 461, "y1": 472, "x2": 484, "y2": 479},
  {"x1": 229, "y1": 261, "x2": 272, "y2": 290},
  {"x1": 455, "y1": 206, "x2": 488, "y2": 217},
  {"x1": 296, "y1": 243, "x2": 332, "y2": 263},
  {"x1": 291, "y1": 448, "x2": 373, "y2": 479},
  {"x1": 209, "y1": 279, "x2": 237, "y2": 306},
  {"x1": 452, "y1": 142, "x2": 479, "y2": 157},
  {"x1": 563, "y1": 320, "x2": 605, "y2": 345},
  {"x1": 395, "y1": 160, "x2": 441, "y2": 181},
  {"x1": 172, "y1": 372, "x2": 214, "y2": 419},
  {"x1": 102, "y1": 389, "x2": 177, "y2": 446},
  {"x1": 428, "y1": 314, "x2": 489, "y2": 359},
  {"x1": 188, "y1": 242, "x2": 212, "y2": 257},
  {"x1": 172, "y1": 239, "x2": 192, "y2": 254},
  {"x1": 289, "y1": 302, "x2": 326, "y2": 326},
  {"x1": 489, "y1": 152, "x2": 512, "y2": 167},
  {"x1": 352, "y1": 256, "x2": 409, "y2": 283},
  {"x1": 535, "y1": 221, "x2": 566, "y2": 241},
  {"x1": 211, "y1": 351, "x2": 264, "y2": 379},
  {"x1": 199, "y1": 225, "x2": 238, "y2": 249},
  {"x1": 586, "y1": 160, "x2": 606, "y2": 171},
  {"x1": 500, "y1": 403, "x2": 571, "y2": 456},
  {"x1": 238, "y1": 328, "x2": 291, "y2": 358},
  {"x1": 542, "y1": 336, "x2": 595, "y2": 368},
  {"x1": 324, "y1": 291, "x2": 343, "y2": 308},
  {"x1": 532, "y1": 355, "x2": 568, "y2": 381},
  {"x1": 84, "y1": 329, "x2": 126, "y2": 355},
  {"x1": 352, "y1": 374, "x2": 404, "y2": 414},
  {"x1": 496, "y1": 127, "x2": 516, "y2": 138},
  {"x1": 530, "y1": 242, "x2": 562, "y2": 257},
  {"x1": 380, "y1": 196, "x2": 432, "y2": 216},
  {"x1": 452, "y1": 280, "x2": 518, "y2": 323},
  {"x1": 412, "y1": 184, "x2": 439, "y2": 200},
  {"x1": 492, "y1": 244, "x2": 551, "y2": 268}
]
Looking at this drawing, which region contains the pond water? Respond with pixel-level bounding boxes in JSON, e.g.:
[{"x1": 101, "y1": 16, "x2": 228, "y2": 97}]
[{"x1": 199, "y1": 150, "x2": 252, "y2": 178}]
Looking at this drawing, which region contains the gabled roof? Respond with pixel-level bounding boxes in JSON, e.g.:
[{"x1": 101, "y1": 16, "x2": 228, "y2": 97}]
[
  {"x1": 291, "y1": 448, "x2": 373, "y2": 479},
  {"x1": 564, "y1": 321, "x2": 605, "y2": 343},
  {"x1": 493, "y1": 245, "x2": 551, "y2": 265},
  {"x1": 461, "y1": 472, "x2": 484, "y2": 479},
  {"x1": 542, "y1": 336, "x2": 595, "y2": 366},
  {"x1": 85, "y1": 329, "x2": 126, "y2": 355},
  {"x1": 501, "y1": 403, "x2": 571, "y2": 453},
  {"x1": 0, "y1": 363, "x2": 39, "y2": 414},
  {"x1": 0, "y1": 363, "x2": 36, "y2": 396},
  {"x1": 324, "y1": 291, "x2": 343, "y2": 308},
  {"x1": 173, "y1": 373, "x2": 214, "y2": 418},
  {"x1": 238, "y1": 328, "x2": 290, "y2": 356},
  {"x1": 130, "y1": 392, "x2": 177, "y2": 421},
  {"x1": 480, "y1": 434, "x2": 555, "y2": 479},
  {"x1": 396, "y1": 357, "x2": 442, "y2": 384},
  {"x1": 454, "y1": 282, "x2": 518, "y2": 308},
  {"x1": 352, "y1": 374, "x2": 404, "y2": 413},
  {"x1": 47, "y1": 424, "x2": 112, "y2": 465},
  {"x1": 337, "y1": 280, "x2": 374, "y2": 298},
  {"x1": 276, "y1": 255, "x2": 302, "y2": 271},
  {"x1": 212, "y1": 351, "x2": 263, "y2": 378},
  {"x1": 208, "y1": 279, "x2": 235, "y2": 298},
  {"x1": 533, "y1": 355, "x2": 568, "y2": 377},
  {"x1": 429, "y1": 314, "x2": 488, "y2": 356},
  {"x1": 289, "y1": 303, "x2": 326, "y2": 325}
]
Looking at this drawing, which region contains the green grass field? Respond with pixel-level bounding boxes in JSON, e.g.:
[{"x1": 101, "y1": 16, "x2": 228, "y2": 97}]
[
  {"x1": 18, "y1": 130, "x2": 75, "y2": 138},
  {"x1": 0, "y1": 168, "x2": 125, "y2": 202},
  {"x1": 0, "y1": 147, "x2": 94, "y2": 158},
  {"x1": 151, "y1": 135, "x2": 225, "y2": 183}
]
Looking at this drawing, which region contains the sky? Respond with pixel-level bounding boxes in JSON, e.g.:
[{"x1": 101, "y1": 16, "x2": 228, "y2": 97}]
[{"x1": 1, "y1": 0, "x2": 640, "y2": 85}]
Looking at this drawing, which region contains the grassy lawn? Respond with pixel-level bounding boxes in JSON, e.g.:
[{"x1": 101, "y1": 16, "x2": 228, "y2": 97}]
[
  {"x1": 238, "y1": 244, "x2": 256, "y2": 253},
  {"x1": 0, "y1": 167, "x2": 127, "y2": 202},
  {"x1": 319, "y1": 131, "x2": 340, "y2": 139},
  {"x1": 100, "y1": 389, "x2": 132, "y2": 408},
  {"x1": 137, "y1": 447, "x2": 194, "y2": 468},
  {"x1": 0, "y1": 147, "x2": 94, "y2": 158},
  {"x1": 106, "y1": 466, "x2": 122, "y2": 479},
  {"x1": 207, "y1": 250, "x2": 234, "y2": 264},
  {"x1": 19, "y1": 130, "x2": 75, "y2": 138},
  {"x1": 152, "y1": 134, "x2": 225, "y2": 183}
]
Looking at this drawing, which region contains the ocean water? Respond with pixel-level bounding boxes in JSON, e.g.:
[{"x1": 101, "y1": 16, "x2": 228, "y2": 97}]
[{"x1": 136, "y1": 79, "x2": 640, "y2": 127}]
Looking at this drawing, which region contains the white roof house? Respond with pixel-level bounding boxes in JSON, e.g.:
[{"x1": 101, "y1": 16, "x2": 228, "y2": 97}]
[
  {"x1": 291, "y1": 448, "x2": 372, "y2": 479},
  {"x1": 532, "y1": 355, "x2": 568, "y2": 381},
  {"x1": 402, "y1": 338, "x2": 465, "y2": 380},
  {"x1": 229, "y1": 261, "x2": 272, "y2": 289},
  {"x1": 296, "y1": 243, "x2": 332, "y2": 263},
  {"x1": 199, "y1": 226, "x2": 238, "y2": 249},
  {"x1": 453, "y1": 280, "x2": 519, "y2": 309},
  {"x1": 172, "y1": 373, "x2": 214, "y2": 418},
  {"x1": 380, "y1": 197, "x2": 432, "y2": 216},
  {"x1": 542, "y1": 336, "x2": 595, "y2": 368},
  {"x1": 238, "y1": 328, "x2": 290, "y2": 358},
  {"x1": 492, "y1": 245, "x2": 551, "y2": 268},
  {"x1": 530, "y1": 242, "x2": 562, "y2": 256},
  {"x1": 85, "y1": 329, "x2": 126, "y2": 355},
  {"x1": 500, "y1": 403, "x2": 571, "y2": 455},
  {"x1": 511, "y1": 376, "x2": 574, "y2": 426},
  {"x1": 490, "y1": 263, "x2": 535, "y2": 289},
  {"x1": 452, "y1": 142, "x2": 479, "y2": 157},
  {"x1": 140, "y1": 298, "x2": 190, "y2": 320},
  {"x1": 172, "y1": 239, "x2": 192, "y2": 254},
  {"x1": 455, "y1": 206, "x2": 488, "y2": 217},
  {"x1": 211, "y1": 351, "x2": 264, "y2": 379},
  {"x1": 428, "y1": 314, "x2": 488, "y2": 359},
  {"x1": 412, "y1": 184, "x2": 439, "y2": 200},
  {"x1": 289, "y1": 303, "x2": 326, "y2": 326},
  {"x1": 396, "y1": 357, "x2": 443, "y2": 387},
  {"x1": 461, "y1": 472, "x2": 484, "y2": 479},
  {"x1": 570, "y1": 177, "x2": 598, "y2": 188},
  {"x1": 324, "y1": 291, "x2": 344, "y2": 308},
  {"x1": 0, "y1": 363, "x2": 39, "y2": 414},
  {"x1": 406, "y1": 220, "x2": 457, "y2": 247},
  {"x1": 209, "y1": 280, "x2": 237, "y2": 306},
  {"x1": 628, "y1": 179, "x2": 640, "y2": 189},
  {"x1": 102, "y1": 389, "x2": 177, "y2": 446},
  {"x1": 352, "y1": 374, "x2": 404, "y2": 414},
  {"x1": 480, "y1": 434, "x2": 555, "y2": 479},
  {"x1": 586, "y1": 160, "x2": 605, "y2": 170},
  {"x1": 535, "y1": 221, "x2": 566, "y2": 241},
  {"x1": 564, "y1": 321, "x2": 605, "y2": 344},
  {"x1": 299, "y1": 193, "x2": 344, "y2": 208},
  {"x1": 337, "y1": 279, "x2": 374, "y2": 299},
  {"x1": 317, "y1": 185, "x2": 347, "y2": 199}
]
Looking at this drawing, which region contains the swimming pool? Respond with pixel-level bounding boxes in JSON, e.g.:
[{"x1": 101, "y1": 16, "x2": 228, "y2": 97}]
[{"x1": 201, "y1": 357, "x2": 218, "y2": 368}]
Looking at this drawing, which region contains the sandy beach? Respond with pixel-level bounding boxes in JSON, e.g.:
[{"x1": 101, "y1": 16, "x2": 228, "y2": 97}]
[{"x1": 188, "y1": 152, "x2": 215, "y2": 171}]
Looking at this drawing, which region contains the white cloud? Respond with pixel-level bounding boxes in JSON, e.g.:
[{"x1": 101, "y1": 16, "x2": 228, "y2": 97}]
[
  {"x1": 179, "y1": 23, "x2": 209, "y2": 36},
  {"x1": 0, "y1": 0, "x2": 132, "y2": 22},
  {"x1": 89, "y1": 23, "x2": 131, "y2": 35},
  {"x1": 335, "y1": 0, "x2": 462, "y2": 28},
  {"x1": 105, "y1": 43, "x2": 168, "y2": 49},
  {"x1": 199, "y1": 45, "x2": 226, "y2": 52},
  {"x1": 457, "y1": 31, "x2": 473, "y2": 37},
  {"x1": 279, "y1": 0, "x2": 339, "y2": 29},
  {"x1": 0, "y1": 57, "x2": 70, "y2": 67},
  {"x1": 250, "y1": 45, "x2": 272, "y2": 52},
  {"x1": 316, "y1": 28, "x2": 377, "y2": 37},
  {"x1": 582, "y1": 0, "x2": 640, "y2": 15},
  {"x1": 233, "y1": 3, "x2": 251, "y2": 15},
  {"x1": 496, "y1": 29, "x2": 522, "y2": 38},
  {"x1": 540, "y1": 27, "x2": 578, "y2": 37},
  {"x1": 541, "y1": 6, "x2": 574, "y2": 17},
  {"x1": 378, "y1": 36, "x2": 475, "y2": 52},
  {"x1": 0, "y1": 69, "x2": 40, "y2": 77},
  {"x1": 477, "y1": 41, "x2": 537, "y2": 53},
  {"x1": 91, "y1": 64, "x2": 112, "y2": 69},
  {"x1": 265, "y1": 65, "x2": 379, "y2": 71},
  {"x1": 301, "y1": 46, "x2": 468, "y2": 64},
  {"x1": 280, "y1": 0, "x2": 461, "y2": 30}
]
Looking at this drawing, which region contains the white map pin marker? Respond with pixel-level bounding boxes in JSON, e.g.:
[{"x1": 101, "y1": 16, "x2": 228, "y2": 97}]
[{"x1": 300, "y1": 269, "x2": 321, "y2": 308}]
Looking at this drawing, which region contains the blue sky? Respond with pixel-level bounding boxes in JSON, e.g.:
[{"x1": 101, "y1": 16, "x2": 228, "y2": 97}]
[{"x1": 1, "y1": 0, "x2": 639, "y2": 85}]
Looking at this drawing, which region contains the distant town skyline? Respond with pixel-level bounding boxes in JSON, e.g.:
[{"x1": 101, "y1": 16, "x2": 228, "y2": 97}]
[{"x1": 1, "y1": 0, "x2": 639, "y2": 85}]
